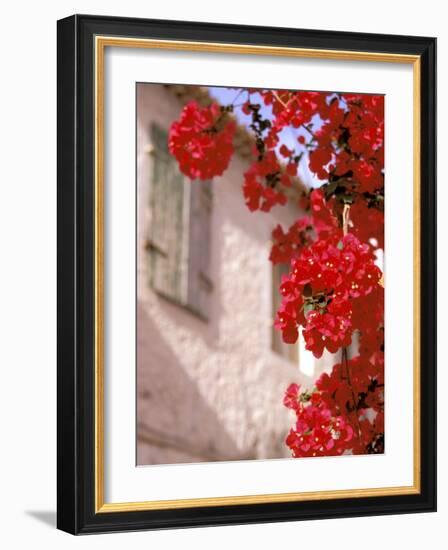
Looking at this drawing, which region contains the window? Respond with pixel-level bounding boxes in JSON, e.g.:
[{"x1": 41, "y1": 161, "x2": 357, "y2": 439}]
[
  {"x1": 146, "y1": 124, "x2": 213, "y2": 320},
  {"x1": 272, "y1": 262, "x2": 299, "y2": 363}
]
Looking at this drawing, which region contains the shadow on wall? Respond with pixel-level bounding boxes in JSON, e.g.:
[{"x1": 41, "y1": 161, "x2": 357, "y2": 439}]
[{"x1": 137, "y1": 301, "x2": 254, "y2": 465}]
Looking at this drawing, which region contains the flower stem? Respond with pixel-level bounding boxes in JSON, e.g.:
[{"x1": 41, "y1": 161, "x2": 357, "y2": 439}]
[{"x1": 342, "y1": 203, "x2": 350, "y2": 236}]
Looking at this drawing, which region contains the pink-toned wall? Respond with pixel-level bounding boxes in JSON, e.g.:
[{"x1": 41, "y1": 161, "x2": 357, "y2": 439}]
[{"x1": 136, "y1": 84, "x2": 330, "y2": 465}]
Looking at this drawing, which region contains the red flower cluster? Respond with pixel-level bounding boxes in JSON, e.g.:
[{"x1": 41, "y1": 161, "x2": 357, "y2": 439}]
[
  {"x1": 252, "y1": 91, "x2": 384, "y2": 200},
  {"x1": 354, "y1": 285, "x2": 384, "y2": 361},
  {"x1": 243, "y1": 151, "x2": 289, "y2": 212},
  {"x1": 168, "y1": 87, "x2": 385, "y2": 459},
  {"x1": 350, "y1": 199, "x2": 384, "y2": 250},
  {"x1": 284, "y1": 383, "x2": 354, "y2": 458},
  {"x1": 260, "y1": 90, "x2": 329, "y2": 140},
  {"x1": 306, "y1": 94, "x2": 384, "y2": 194},
  {"x1": 309, "y1": 189, "x2": 384, "y2": 251},
  {"x1": 316, "y1": 356, "x2": 384, "y2": 415},
  {"x1": 275, "y1": 233, "x2": 382, "y2": 357},
  {"x1": 302, "y1": 302, "x2": 353, "y2": 357},
  {"x1": 284, "y1": 353, "x2": 384, "y2": 457},
  {"x1": 309, "y1": 189, "x2": 341, "y2": 239},
  {"x1": 269, "y1": 217, "x2": 314, "y2": 265},
  {"x1": 168, "y1": 101, "x2": 236, "y2": 180}
]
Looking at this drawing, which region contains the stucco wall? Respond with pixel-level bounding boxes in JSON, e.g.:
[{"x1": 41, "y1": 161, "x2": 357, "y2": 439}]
[{"x1": 136, "y1": 84, "x2": 330, "y2": 465}]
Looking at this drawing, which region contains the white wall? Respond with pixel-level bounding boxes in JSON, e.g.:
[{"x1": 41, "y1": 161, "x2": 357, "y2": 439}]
[{"x1": 0, "y1": 1, "x2": 444, "y2": 549}]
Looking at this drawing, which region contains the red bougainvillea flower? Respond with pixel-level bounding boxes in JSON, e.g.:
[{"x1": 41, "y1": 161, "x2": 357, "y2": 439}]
[
  {"x1": 261, "y1": 90, "x2": 329, "y2": 130},
  {"x1": 283, "y1": 383, "x2": 301, "y2": 410},
  {"x1": 309, "y1": 189, "x2": 341, "y2": 239},
  {"x1": 315, "y1": 356, "x2": 384, "y2": 416},
  {"x1": 269, "y1": 217, "x2": 314, "y2": 265},
  {"x1": 167, "y1": 88, "x2": 385, "y2": 459},
  {"x1": 353, "y1": 284, "x2": 385, "y2": 362},
  {"x1": 242, "y1": 151, "x2": 288, "y2": 212},
  {"x1": 274, "y1": 233, "x2": 382, "y2": 357},
  {"x1": 300, "y1": 93, "x2": 384, "y2": 194},
  {"x1": 168, "y1": 101, "x2": 236, "y2": 180},
  {"x1": 302, "y1": 301, "x2": 353, "y2": 358},
  {"x1": 349, "y1": 199, "x2": 384, "y2": 250},
  {"x1": 284, "y1": 353, "x2": 384, "y2": 458},
  {"x1": 284, "y1": 396, "x2": 354, "y2": 458},
  {"x1": 309, "y1": 147, "x2": 333, "y2": 180}
]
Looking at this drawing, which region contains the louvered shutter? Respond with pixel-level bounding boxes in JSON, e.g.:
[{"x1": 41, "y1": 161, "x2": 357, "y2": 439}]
[
  {"x1": 147, "y1": 123, "x2": 213, "y2": 320},
  {"x1": 186, "y1": 180, "x2": 213, "y2": 319},
  {"x1": 147, "y1": 124, "x2": 189, "y2": 304}
]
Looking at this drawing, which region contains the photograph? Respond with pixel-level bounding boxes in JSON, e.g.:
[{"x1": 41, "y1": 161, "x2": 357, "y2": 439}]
[
  {"x1": 56, "y1": 14, "x2": 436, "y2": 534},
  {"x1": 136, "y1": 83, "x2": 385, "y2": 466}
]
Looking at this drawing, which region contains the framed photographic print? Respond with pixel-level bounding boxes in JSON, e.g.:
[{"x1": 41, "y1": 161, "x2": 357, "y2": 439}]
[{"x1": 57, "y1": 14, "x2": 436, "y2": 534}]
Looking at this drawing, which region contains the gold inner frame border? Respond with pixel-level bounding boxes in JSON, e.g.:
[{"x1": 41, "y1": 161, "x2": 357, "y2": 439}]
[{"x1": 94, "y1": 35, "x2": 421, "y2": 513}]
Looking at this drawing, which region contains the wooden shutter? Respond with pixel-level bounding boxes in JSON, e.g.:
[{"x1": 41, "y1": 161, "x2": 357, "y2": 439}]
[
  {"x1": 147, "y1": 124, "x2": 189, "y2": 304},
  {"x1": 186, "y1": 180, "x2": 213, "y2": 319},
  {"x1": 146, "y1": 124, "x2": 213, "y2": 320}
]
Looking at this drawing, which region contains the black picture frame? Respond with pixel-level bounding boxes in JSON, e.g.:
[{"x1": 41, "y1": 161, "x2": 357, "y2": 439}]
[{"x1": 57, "y1": 14, "x2": 436, "y2": 534}]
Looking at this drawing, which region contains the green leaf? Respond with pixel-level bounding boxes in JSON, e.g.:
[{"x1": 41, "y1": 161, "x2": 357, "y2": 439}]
[
  {"x1": 324, "y1": 180, "x2": 338, "y2": 197},
  {"x1": 304, "y1": 302, "x2": 314, "y2": 316},
  {"x1": 342, "y1": 193, "x2": 354, "y2": 204}
]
